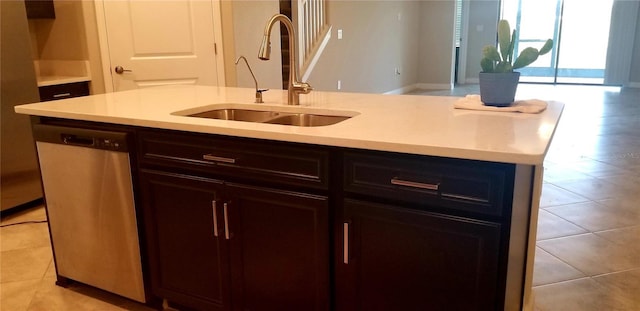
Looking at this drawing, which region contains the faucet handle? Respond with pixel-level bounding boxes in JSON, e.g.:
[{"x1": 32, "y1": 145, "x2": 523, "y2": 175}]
[
  {"x1": 255, "y1": 89, "x2": 268, "y2": 103},
  {"x1": 293, "y1": 82, "x2": 313, "y2": 95}
]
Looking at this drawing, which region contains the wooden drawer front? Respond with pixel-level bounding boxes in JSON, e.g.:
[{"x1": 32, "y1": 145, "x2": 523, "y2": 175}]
[
  {"x1": 39, "y1": 82, "x2": 90, "y2": 102},
  {"x1": 26, "y1": 0, "x2": 56, "y2": 19},
  {"x1": 138, "y1": 131, "x2": 329, "y2": 189},
  {"x1": 344, "y1": 152, "x2": 514, "y2": 217}
]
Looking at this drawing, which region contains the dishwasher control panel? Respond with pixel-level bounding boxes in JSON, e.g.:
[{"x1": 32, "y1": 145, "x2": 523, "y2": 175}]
[{"x1": 34, "y1": 124, "x2": 129, "y2": 152}]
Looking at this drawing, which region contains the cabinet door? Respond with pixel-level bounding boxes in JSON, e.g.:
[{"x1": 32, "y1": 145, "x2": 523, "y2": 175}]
[
  {"x1": 139, "y1": 170, "x2": 231, "y2": 311},
  {"x1": 338, "y1": 199, "x2": 502, "y2": 311},
  {"x1": 225, "y1": 183, "x2": 330, "y2": 311}
]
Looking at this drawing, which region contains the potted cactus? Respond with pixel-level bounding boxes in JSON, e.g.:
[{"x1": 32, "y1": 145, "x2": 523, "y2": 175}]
[{"x1": 479, "y1": 20, "x2": 553, "y2": 106}]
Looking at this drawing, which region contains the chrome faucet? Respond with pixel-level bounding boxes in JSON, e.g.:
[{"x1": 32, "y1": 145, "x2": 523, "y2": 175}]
[
  {"x1": 258, "y1": 14, "x2": 312, "y2": 105},
  {"x1": 235, "y1": 56, "x2": 267, "y2": 103}
]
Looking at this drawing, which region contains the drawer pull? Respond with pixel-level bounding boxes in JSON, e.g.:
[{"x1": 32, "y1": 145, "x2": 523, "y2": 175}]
[
  {"x1": 343, "y1": 222, "x2": 349, "y2": 264},
  {"x1": 53, "y1": 93, "x2": 71, "y2": 98},
  {"x1": 212, "y1": 200, "x2": 219, "y2": 237},
  {"x1": 391, "y1": 177, "x2": 439, "y2": 191},
  {"x1": 203, "y1": 154, "x2": 236, "y2": 164},
  {"x1": 223, "y1": 202, "x2": 230, "y2": 240}
]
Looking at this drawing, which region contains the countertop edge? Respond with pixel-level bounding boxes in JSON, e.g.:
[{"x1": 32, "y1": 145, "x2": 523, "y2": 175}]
[{"x1": 15, "y1": 106, "x2": 549, "y2": 166}]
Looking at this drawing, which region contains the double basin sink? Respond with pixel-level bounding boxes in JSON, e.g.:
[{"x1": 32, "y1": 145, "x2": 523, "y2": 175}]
[{"x1": 174, "y1": 104, "x2": 357, "y2": 127}]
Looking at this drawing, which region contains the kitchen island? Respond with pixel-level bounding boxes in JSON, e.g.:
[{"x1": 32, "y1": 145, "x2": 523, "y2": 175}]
[{"x1": 17, "y1": 85, "x2": 563, "y2": 311}]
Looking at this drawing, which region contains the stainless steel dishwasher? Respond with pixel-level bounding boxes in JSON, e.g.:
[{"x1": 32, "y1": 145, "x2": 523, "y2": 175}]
[{"x1": 33, "y1": 124, "x2": 146, "y2": 303}]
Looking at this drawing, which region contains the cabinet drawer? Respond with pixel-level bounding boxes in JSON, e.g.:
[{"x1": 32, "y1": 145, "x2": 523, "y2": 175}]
[
  {"x1": 39, "y1": 82, "x2": 90, "y2": 102},
  {"x1": 138, "y1": 131, "x2": 329, "y2": 190},
  {"x1": 25, "y1": 0, "x2": 56, "y2": 19},
  {"x1": 344, "y1": 151, "x2": 515, "y2": 217}
]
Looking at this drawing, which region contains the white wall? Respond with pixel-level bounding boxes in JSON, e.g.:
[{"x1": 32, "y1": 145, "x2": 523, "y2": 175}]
[
  {"x1": 228, "y1": 1, "x2": 460, "y2": 94},
  {"x1": 418, "y1": 1, "x2": 457, "y2": 89},
  {"x1": 230, "y1": 1, "x2": 282, "y2": 90},
  {"x1": 308, "y1": 1, "x2": 421, "y2": 93},
  {"x1": 464, "y1": 0, "x2": 500, "y2": 83}
]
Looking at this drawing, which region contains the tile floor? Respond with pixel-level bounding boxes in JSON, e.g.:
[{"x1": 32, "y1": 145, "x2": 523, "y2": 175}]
[{"x1": 1, "y1": 84, "x2": 638, "y2": 310}]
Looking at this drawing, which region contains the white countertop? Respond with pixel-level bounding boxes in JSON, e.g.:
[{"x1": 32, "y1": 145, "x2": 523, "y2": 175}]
[{"x1": 15, "y1": 85, "x2": 563, "y2": 165}]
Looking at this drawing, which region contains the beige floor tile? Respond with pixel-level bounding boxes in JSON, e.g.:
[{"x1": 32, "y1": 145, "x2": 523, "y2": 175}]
[
  {"x1": 593, "y1": 269, "x2": 640, "y2": 310},
  {"x1": 539, "y1": 183, "x2": 590, "y2": 208},
  {"x1": 0, "y1": 206, "x2": 47, "y2": 226},
  {"x1": 0, "y1": 223, "x2": 51, "y2": 252},
  {"x1": 44, "y1": 259, "x2": 57, "y2": 278},
  {"x1": 537, "y1": 233, "x2": 640, "y2": 276},
  {"x1": 0, "y1": 279, "x2": 40, "y2": 311},
  {"x1": 536, "y1": 209, "x2": 588, "y2": 240},
  {"x1": 533, "y1": 247, "x2": 585, "y2": 286},
  {"x1": 595, "y1": 226, "x2": 640, "y2": 246},
  {"x1": 600, "y1": 172, "x2": 640, "y2": 188},
  {"x1": 28, "y1": 276, "x2": 147, "y2": 311},
  {"x1": 545, "y1": 201, "x2": 640, "y2": 232},
  {"x1": 555, "y1": 177, "x2": 634, "y2": 201},
  {"x1": 593, "y1": 153, "x2": 640, "y2": 170},
  {"x1": 598, "y1": 196, "x2": 640, "y2": 211},
  {"x1": 534, "y1": 277, "x2": 638, "y2": 311},
  {"x1": 564, "y1": 159, "x2": 628, "y2": 177},
  {"x1": 0, "y1": 246, "x2": 52, "y2": 283},
  {"x1": 542, "y1": 164, "x2": 592, "y2": 183}
]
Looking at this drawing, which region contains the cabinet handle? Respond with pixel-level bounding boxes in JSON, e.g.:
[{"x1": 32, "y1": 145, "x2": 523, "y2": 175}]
[
  {"x1": 390, "y1": 177, "x2": 439, "y2": 191},
  {"x1": 202, "y1": 154, "x2": 236, "y2": 164},
  {"x1": 53, "y1": 93, "x2": 71, "y2": 98},
  {"x1": 212, "y1": 201, "x2": 219, "y2": 237},
  {"x1": 223, "y1": 202, "x2": 230, "y2": 240},
  {"x1": 343, "y1": 222, "x2": 349, "y2": 264}
]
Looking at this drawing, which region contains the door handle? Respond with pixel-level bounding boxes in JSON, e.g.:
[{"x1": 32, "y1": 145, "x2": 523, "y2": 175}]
[
  {"x1": 223, "y1": 202, "x2": 230, "y2": 240},
  {"x1": 391, "y1": 177, "x2": 439, "y2": 191},
  {"x1": 343, "y1": 222, "x2": 350, "y2": 264},
  {"x1": 212, "y1": 200, "x2": 219, "y2": 237},
  {"x1": 114, "y1": 66, "x2": 132, "y2": 74},
  {"x1": 202, "y1": 154, "x2": 236, "y2": 164}
]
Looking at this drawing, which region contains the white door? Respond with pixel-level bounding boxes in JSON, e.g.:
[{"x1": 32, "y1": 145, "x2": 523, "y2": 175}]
[{"x1": 99, "y1": 0, "x2": 222, "y2": 91}]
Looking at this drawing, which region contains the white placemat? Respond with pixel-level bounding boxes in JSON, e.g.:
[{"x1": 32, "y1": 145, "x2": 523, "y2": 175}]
[{"x1": 454, "y1": 95, "x2": 547, "y2": 114}]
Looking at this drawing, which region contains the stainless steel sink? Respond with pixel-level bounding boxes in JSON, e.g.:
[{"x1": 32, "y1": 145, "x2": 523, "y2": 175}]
[
  {"x1": 184, "y1": 107, "x2": 353, "y2": 127},
  {"x1": 264, "y1": 114, "x2": 350, "y2": 127},
  {"x1": 189, "y1": 109, "x2": 284, "y2": 123}
]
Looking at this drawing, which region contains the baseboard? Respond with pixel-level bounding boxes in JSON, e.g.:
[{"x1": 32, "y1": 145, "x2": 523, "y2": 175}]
[
  {"x1": 383, "y1": 84, "x2": 419, "y2": 95},
  {"x1": 627, "y1": 82, "x2": 640, "y2": 88},
  {"x1": 466, "y1": 77, "x2": 479, "y2": 84},
  {"x1": 416, "y1": 83, "x2": 453, "y2": 90}
]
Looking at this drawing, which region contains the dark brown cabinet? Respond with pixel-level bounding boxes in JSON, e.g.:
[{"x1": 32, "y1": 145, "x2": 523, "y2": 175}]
[
  {"x1": 337, "y1": 199, "x2": 502, "y2": 311},
  {"x1": 39, "y1": 81, "x2": 90, "y2": 102},
  {"x1": 225, "y1": 183, "x2": 329, "y2": 311},
  {"x1": 25, "y1": 0, "x2": 55, "y2": 19},
  {"x1": 139, "y1": 170, "x2": 230, "y2": 311},
  {"x1": 337, "y1": 150, "x2": 515, "y2": 311},
  {"x1": 136, "y1": 130, "x2": 330, "y2": 311}
]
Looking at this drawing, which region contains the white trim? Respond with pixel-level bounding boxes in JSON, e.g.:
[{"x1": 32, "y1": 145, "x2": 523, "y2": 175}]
[
  {"x1": 457, "y1": 0, "x2": 470, "y2": 85},
  {"x1": 94, "y1": 0, "x2": 114, "y2": 93},
  {"x1": 301, "y1": 26, "x2": 331, "y2": 82},
  {"x1": 211, "y1": 0, "x2": 226, "y2": 87},
  {"x1": 416, "y1": 83, "x2": 453, "y2": 90},
  {"x1": 383, "y1": 84, "x2": 418, "y2": 95},
  {"x1": 384, "y1": 83, "x2": 455, "y2": 95},
  {"x1": 466, "y1": 77, "x2": 479, "y2": 84}
]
